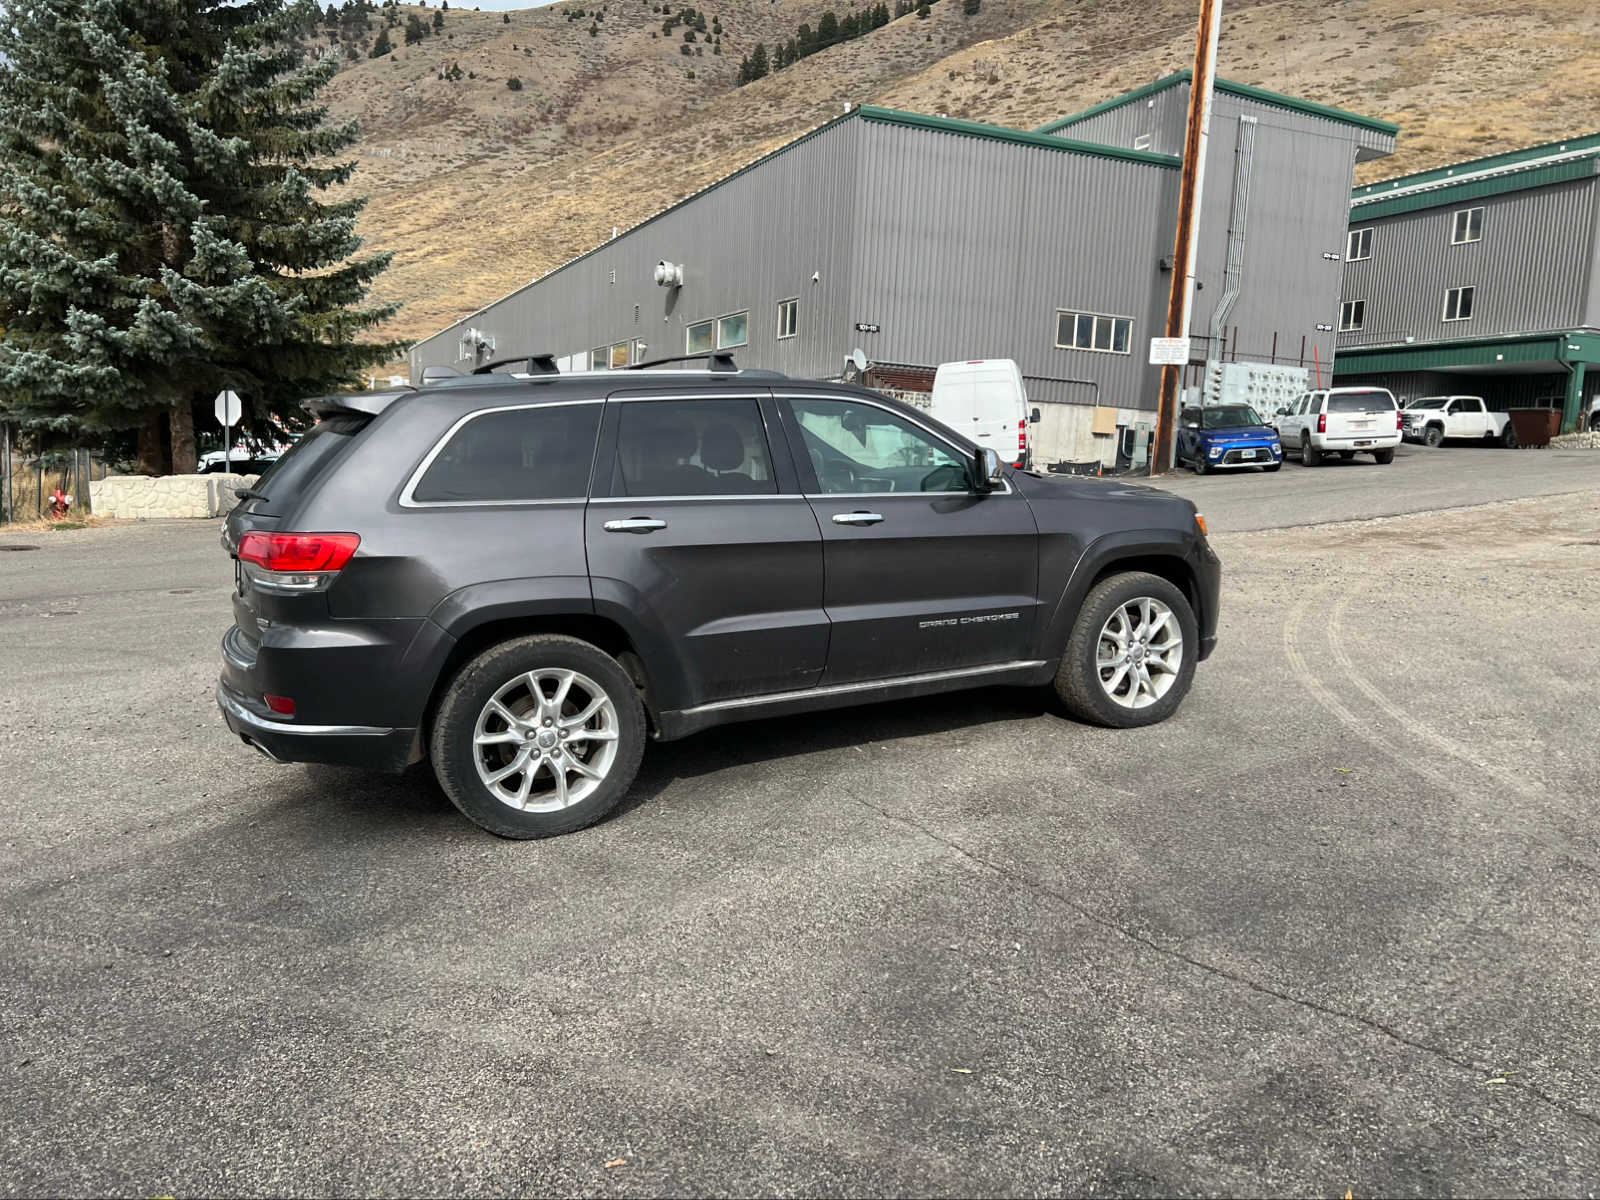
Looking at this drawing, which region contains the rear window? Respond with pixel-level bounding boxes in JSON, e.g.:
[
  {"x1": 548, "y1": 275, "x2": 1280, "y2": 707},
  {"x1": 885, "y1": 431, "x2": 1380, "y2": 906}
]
[
  {"x1": 412, "y1": 403, "x2": 601, "y2": 503},
  {"x1": 1327, "y1": 391, "x2": 1396, "y2": 413},
  {"x1": 246, "y1": 416, "x2": 366, "y2": 510}
]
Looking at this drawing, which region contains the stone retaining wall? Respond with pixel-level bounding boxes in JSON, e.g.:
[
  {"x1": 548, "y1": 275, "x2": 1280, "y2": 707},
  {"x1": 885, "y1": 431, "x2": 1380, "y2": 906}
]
[
  {"x1": 89, "y1": 473, "x2": 259, "y2": 519},
  {"x1": 1549, "y1": 431, "x2": 1600, "y2": 450}
]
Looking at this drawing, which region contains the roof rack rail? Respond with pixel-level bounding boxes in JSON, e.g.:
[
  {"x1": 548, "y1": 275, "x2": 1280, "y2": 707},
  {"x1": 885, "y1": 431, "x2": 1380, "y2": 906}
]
[
  {"x1": 627, "y1": 351, "x2": 739, "y2": 372},
  {"x1": 472, "y1": 354, "x2": 559, "y2": 376}
]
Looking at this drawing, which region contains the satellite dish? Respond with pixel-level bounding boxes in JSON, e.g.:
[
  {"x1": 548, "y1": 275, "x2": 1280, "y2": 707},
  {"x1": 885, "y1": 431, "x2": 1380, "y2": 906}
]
[{"x1": 851, "y1": 348, "x2": 868, "y2": 372}]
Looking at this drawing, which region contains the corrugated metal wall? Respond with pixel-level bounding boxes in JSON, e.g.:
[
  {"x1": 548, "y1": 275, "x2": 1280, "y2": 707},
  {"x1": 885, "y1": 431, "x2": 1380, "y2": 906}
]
[
  {"x1": 849, "y1": 120, "x2": 1177, "y2": 413},
  {"x1": 408, "y1": 119, "x2": 861, "y2": 381},
  {"x1": 1045, "y1": 87, "x2": 1189, "y2": 157},
  {"x1": 1339, "y1": 177, "x2": 1599, "y2": 348}
]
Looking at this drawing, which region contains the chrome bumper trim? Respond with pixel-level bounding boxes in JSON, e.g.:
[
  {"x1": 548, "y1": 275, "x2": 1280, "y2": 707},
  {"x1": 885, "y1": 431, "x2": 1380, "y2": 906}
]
[{"x1": 216, "y1": 683, "x2": 395, "y2": 738}]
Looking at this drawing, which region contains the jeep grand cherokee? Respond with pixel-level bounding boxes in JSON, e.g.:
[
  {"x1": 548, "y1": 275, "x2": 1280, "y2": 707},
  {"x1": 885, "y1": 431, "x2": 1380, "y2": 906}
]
[{"x1": 218, "y1": 357, "x2": 1219, "y2": 838}]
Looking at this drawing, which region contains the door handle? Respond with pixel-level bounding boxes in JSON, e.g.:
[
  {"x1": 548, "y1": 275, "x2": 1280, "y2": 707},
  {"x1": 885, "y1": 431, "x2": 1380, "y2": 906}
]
[
  {"x1": 603, "y1": 517, "x2": 668, "y2": 533},
  {"x1": 831, "y1": 511, "x2": 884, "y2": 526}
]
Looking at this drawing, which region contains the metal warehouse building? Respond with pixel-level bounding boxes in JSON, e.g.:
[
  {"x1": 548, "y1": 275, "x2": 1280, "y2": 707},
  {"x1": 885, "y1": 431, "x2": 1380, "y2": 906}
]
[
  {"x1": 1333, "y1": 132, "x2": 1600, "y2": 435},
  {"x1": 410, "y1": 75, "x2": 1397, "y2": 465}
]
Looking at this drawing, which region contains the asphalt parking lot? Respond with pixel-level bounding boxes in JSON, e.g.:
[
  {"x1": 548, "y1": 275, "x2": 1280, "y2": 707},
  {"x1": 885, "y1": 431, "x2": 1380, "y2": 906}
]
[{"x1": 2, "y1": 447, "x2": 1598, "y2": 1196}]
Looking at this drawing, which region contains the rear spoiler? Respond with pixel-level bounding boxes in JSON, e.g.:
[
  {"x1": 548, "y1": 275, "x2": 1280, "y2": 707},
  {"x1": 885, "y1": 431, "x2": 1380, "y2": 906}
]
[{"x1": 303, "y1": 388, "x2": 415, "y2": 420}]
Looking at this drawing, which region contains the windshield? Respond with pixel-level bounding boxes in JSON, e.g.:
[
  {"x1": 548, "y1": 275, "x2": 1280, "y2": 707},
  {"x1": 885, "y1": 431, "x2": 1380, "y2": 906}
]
[
  {"x1": 1202, "y1": 405, "x2": 1266, "y2": 429},
  {"x1": 1327, "y1": 390, "x2": 1396, "y2": 413},
  {"x1": 1408, "y1": 397, "x2": 1447, "y2": 409}
]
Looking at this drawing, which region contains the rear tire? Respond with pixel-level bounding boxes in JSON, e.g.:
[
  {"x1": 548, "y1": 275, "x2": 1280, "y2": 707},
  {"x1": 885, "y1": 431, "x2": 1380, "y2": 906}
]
[
  {"x1": 1500, "y1": 424, "x2": 1518, "y2": 448},
  {"x1": 430, "y1": 635, "x2": 646, "y2": 839},
  {"x1": 1372, "y1": 448, "x2": 1395, "y2": 464},
  {"x1": 1054, "y1": 572, "x2": 1198, "y2": 729},
  {"x1": 1300, "y1": 435, "x2": 1321, "y2": 467}
]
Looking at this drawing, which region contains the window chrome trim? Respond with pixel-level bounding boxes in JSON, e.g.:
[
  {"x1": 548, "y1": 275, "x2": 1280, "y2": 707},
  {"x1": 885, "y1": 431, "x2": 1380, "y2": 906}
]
[
  {"x1": 774, "y1": 390, "x2": 1015, "y2": 497},
  {"x1": 590, "y1": 494, "x2": 802, "y2": 504},
  {"x1": 399, "y1": 398, "x2": 604, "y2": 509}
]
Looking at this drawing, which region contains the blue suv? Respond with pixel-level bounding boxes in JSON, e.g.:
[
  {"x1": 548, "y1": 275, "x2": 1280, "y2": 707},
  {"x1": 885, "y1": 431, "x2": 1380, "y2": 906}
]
[{"x1": 1177, "y1": 404, "x2": 1283, "y2": 474}]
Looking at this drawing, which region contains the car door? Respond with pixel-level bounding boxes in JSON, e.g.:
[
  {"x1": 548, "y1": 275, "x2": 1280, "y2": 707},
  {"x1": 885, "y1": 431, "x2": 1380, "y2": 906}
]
[
  {"x1": 776, "y1": 391, "x2": 1041, "y2": 686},
  {"x1": 584, "y1": 390, "x2": 828, "y2": 707},
  {"x1": 1453, "y1": 397, "x2": 1487, "y2": 437},
  {"x1": 1177, "y1": 408, "x2": 1203, "y2": 463}
]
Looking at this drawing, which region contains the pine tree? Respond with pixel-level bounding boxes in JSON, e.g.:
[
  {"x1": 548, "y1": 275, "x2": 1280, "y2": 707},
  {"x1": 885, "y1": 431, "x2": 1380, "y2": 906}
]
[
  {"x1": 432, "y1": 8, "x2": 444, "y2": 30},
  {"x1": 749, "y1": 41, "x2": 768, "y2": 78},
  {"x1": 0, "y1": 0, "x2": 397, "y2": 472},
  {"x1": 404, "y1": 12, "x2": 426, "y2": 42}
]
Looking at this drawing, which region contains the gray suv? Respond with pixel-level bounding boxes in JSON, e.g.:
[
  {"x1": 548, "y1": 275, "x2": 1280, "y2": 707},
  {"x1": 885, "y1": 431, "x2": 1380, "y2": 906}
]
[{"x1": 218, "y1": 359, "x2": 1220, "y2": 838}]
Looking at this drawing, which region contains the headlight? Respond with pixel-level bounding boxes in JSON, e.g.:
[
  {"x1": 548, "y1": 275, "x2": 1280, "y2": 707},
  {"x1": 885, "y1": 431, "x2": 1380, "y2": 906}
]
[{"x1": 1208, "y1": 445, "x2": 1223, "y2": 458}]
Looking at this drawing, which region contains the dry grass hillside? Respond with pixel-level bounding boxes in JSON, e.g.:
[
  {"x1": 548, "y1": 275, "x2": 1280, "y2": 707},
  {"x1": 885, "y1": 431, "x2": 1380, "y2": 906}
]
[{"x1": 325, "y1": 0, "x2": 1600, "y2": 346}]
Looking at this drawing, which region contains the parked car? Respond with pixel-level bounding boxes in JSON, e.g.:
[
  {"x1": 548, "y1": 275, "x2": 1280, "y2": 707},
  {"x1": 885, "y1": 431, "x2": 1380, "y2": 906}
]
[
  {"x1": 1401, "y1": 395, "x2": 1519, "y2": 447},
  {"x1": 927, "y1": 358, "x2": 1038, "y2": 470},
  {"x1": 1176, "y1": 403, "x2": 1283, "y2": 474},
  {"x1": 216, "y1": 358, "x2": 1220, "y2": 839},
  {"x1": 1273, "y1": 386, "x2": 1401, "y2": 465},
  {"x1": 198, "y1": 439, "x2": 292, "y2": 474}
]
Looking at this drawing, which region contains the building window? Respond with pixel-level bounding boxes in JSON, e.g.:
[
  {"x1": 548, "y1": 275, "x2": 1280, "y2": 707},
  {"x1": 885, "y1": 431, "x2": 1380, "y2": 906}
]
[
  {"x1": 716, "y1": 311, "x2": 748, "y2": 349},
  {"x1": 685, "y1": 321, "x2": 714, "y2": 355},
  {"x1": 776, "y1": 297, "x2": 798, "y2": 340},
  {"x1": 589, "y1": 346, "x2": 607, "y2": 370},
  {"x1": 1055, "y1": 309, "x2": 1133, "y2": 355},
  {"x1": 609, "y1": 342, "x2": 630, "y2": 370},
  {"x1": 1443, "y1": 286, "x2": 1475, "y2": 322},
  {"x1": 1133, "y1": 133, "x2": 1152, "y2": 151},
  {"x1": 1347, "y1": 227, "x2": 1372, "y2": 261},
  {"x1": 1451, "y1": 207, "x2": 1484, "y2": 245},
  {"x1": 631, "y1": 338, "x2": 648, "y2": 365},
  {"x1": 1339, "y1": 300, "x2": 1366, "y2": 332}
]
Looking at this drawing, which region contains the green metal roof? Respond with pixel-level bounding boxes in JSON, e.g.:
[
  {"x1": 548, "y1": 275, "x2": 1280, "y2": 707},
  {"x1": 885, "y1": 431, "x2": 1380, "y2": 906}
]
[
  {"x1": 856, "y1": 105, "x2": 1180, "y2": 168},
  {"x1": 1350, "y1": 138, "x2": 1600, "y2": 219},
  {"x1": 1355, "y1": 131, "x2": 1600, "y2": 196},
  {"x1": 1035, "y1": 71, "x2": 1399, "y2": 138},
  {"x1": 1332, "y1": 331, "x2": 1600, "y2": 374}
]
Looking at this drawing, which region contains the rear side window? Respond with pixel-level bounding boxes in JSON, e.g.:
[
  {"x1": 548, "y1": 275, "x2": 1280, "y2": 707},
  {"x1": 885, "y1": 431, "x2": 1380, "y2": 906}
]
[
  {"x1": 613, "y1": 399, "x2": 777, "y2": 497},
  {"x1": 411, "y1": 403, "x2": 601, "y2": 503},
  {"x1": 1327, "y1": 391, "x2": 1396, "y2": 413}
]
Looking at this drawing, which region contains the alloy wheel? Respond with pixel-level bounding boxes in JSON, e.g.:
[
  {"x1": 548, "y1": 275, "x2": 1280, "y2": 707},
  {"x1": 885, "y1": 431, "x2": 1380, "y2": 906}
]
[
  {"x1": 1095, "y1": 597, "x2": 1184, "y2": 709},
  {"x1": 472, "y1": 669, "x2": 621, "y2": 812}
]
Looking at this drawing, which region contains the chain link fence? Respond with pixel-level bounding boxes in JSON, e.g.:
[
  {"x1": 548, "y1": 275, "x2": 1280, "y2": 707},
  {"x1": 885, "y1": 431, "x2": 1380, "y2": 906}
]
[{"x1": 1, "y1": 425, "x2": 113, "y2": 524}]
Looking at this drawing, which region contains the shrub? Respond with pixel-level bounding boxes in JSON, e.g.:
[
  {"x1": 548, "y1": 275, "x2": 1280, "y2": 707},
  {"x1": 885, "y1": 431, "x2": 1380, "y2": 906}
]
[{"x1": 506, "y1": 75, "x2": 523, "y2": 90}]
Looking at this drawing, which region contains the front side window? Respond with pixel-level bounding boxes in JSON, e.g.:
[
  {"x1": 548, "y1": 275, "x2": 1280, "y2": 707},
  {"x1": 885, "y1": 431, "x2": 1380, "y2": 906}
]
[
  {"x1": 1055, "y1": 309, "x2": 1133, "y2": 354},
  {"x1": 1451, "y1": 207, "x2": 1484, "y2": 244},
  {"x1": 788, "y1": 398, "x2": 969, "y2": 494},
  {"x1": 613, "y1": 399, "x2": 776, "y2": 497},
  {"x1": 685, "y1": 321, "x2": 714, "y2": 355},
  {"x1": 776, "y1": 298, "x2": 798, "y2": 340},
  {"x1": 1347, "y1": 227, "x2": 1373, "y2": 261},
  {"x1": 411, "y1": 404, "x2": 601, "y2": 503},
  {"x1": 1339, "y1": 300, "x2": 1366, "y2": 331},
  {"x1": 1444, "y1": 285, "x2": 1475, "y2": 322},
  {"x1": 716, "y1": 311, "x2": 749, "y2": 349}
]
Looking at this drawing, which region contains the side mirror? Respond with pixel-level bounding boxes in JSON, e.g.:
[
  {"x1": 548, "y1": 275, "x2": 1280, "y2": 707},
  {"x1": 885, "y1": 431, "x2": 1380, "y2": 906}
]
[
  {"x1": 972, "y1": 447, "x2": 1003, "y2": 493},
  {"x1": 1276, "y1": 407, "x2": 1289, "y2": 416},
  {"x1": 1029, "y1": 407, "x2": 1041, "y2": 424}
]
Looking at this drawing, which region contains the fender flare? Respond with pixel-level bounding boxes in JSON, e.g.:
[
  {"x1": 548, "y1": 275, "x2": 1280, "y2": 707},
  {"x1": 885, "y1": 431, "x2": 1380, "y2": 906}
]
[{"x1": 1036, "y1": 528, "x2": 1203, "y2": 662}]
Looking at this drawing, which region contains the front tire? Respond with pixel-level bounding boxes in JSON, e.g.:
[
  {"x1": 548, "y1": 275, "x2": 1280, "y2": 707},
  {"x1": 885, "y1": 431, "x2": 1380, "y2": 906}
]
[
  {"x1": 1422, "y1": 425, "x2": 1444, "y2": 448},
  {"x1": 430, "y1": 635, "x2": 646, "y2": 839},
  {"x1": 1193, "y1": 454, "x2": 1208, "y2": 475},
  {"x1": 1054, "y1": 572, "x2": 1198, "y2": 729}
]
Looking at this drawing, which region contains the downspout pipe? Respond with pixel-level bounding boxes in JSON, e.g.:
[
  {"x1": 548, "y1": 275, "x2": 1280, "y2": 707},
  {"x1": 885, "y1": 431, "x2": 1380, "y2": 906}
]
[{"x1": 1207, "y1": 115, "x2": 1257, "y2": 367}]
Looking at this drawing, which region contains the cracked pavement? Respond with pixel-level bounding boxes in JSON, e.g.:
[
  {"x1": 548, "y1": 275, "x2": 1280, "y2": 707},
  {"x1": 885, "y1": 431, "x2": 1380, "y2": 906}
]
[{"x1": 2, "y1": 447, "x2": 1598, "y2": 1196}]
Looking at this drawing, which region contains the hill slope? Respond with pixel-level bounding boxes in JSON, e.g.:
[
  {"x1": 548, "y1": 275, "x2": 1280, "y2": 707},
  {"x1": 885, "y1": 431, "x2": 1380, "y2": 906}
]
[{"x1": 323, "y1": 0, "x2": 1600, "y2": 345}]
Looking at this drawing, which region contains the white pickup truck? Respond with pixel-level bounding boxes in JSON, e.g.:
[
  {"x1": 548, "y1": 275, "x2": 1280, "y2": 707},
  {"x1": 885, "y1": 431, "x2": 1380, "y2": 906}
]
[{"x1": 1401, "y1": 396, "x2": 1518, "y2": 447}]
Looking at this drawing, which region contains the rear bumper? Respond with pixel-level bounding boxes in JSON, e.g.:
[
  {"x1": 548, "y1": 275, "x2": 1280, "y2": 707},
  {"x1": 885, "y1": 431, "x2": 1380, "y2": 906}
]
[
  {"x1": 216, "y1": 680, "x2": 416, "y2": 772},
  {"x1": 1313, "y1": 432, "x2": 1401, "y2": 451}
]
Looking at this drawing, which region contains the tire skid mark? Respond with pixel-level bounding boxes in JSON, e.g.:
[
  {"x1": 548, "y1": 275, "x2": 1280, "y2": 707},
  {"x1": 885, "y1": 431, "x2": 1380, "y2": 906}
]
[
  {"x1": 1327, "y1": 580, "x2": 1541, "y2": 801},
  {"x1": 1281, "y1": 582, "x2": 1465, "y2": 796}
]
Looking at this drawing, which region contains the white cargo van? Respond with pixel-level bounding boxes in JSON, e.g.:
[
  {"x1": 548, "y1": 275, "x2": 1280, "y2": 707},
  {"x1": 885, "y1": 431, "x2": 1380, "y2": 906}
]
[{"x1": 929, "y1": 359, "x2": 1036, "y2": 469}]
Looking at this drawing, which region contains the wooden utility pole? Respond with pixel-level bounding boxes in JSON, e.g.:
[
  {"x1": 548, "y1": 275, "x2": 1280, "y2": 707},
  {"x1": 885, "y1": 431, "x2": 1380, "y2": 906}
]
[{"x1": 1150, "y1": 0, "x2": 1223, "y2": 476}]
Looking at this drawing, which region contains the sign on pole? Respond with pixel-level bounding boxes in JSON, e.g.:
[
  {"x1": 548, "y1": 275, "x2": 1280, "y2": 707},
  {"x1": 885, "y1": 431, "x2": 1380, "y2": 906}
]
[
  {"x1": 1148, "y1": 337, "x2": 1190, "y2": 366},
  {"x1": 214, "y1": 390, "x2": 242, "y2": 474}
]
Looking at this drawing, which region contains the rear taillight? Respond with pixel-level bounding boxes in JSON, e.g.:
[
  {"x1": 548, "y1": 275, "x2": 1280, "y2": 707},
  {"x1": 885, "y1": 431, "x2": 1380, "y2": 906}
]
[
  {"x1": 237, "y1": 532, "x2": 359, "y2": 592},
  {"x1": 1015, "y1": 419, "x2": 1027, "y2": 469},
  {"x1": 1396, "y1": 409, "x2": 1404, "y2": 430},
  {"x1": 1317, "y1": 412, "x2": 1327, "y2": 434}
]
